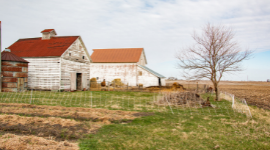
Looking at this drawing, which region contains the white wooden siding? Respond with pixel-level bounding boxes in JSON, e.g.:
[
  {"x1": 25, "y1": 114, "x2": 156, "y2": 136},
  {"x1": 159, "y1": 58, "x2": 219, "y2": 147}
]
[
  {"x1": 90, "y1": 63, "x2": 137, "y2": 86},
  {"x1": 90, "y1": 63, "x2": 165, "y2": 87},
  {"x1": 23, "y1": 57, "x2": 61, "y2": 90},
  {"x1": 60, "y1": 39, "x2": 90, "y2": 90},
  {"x1": 137, "y1": 67, "x2": 159, "y2": 87},
  {"x1": 23, "y1": 38, "x2": 91, "y2": 91},
  {"x1": 137, "y1": 52, "x2": 146, "y2": 66}
]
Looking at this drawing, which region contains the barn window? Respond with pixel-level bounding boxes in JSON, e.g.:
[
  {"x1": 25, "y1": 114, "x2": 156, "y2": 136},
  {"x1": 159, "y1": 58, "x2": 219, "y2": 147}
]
[
  {"x1": 138, "y1": 71, "x2": 142, "y2": 76},
  {"x1": 69, "y1": 53, "x2": 71, "y2": 56},
  {"x1": 82, "y1": 56, "x2": 85, "y2": 59}
]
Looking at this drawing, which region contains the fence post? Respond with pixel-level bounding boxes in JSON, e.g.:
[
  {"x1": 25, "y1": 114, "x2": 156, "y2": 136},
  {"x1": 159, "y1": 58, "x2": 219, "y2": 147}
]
[
  {"x1": 91, "y1": 91, "x2": 92, "y2": 108},
  {"x1": 232, "y1": 94, "x2": 234, "y2": 108},
  {"x1": 196, "y1": 82, "x2": 198, "y2": 93},
  {"x1": 165, "y1": 93, "x2": 174, "y2": 114},
  {"x1": 30, "y1": 89, "x2": 33, "y2": 104}
]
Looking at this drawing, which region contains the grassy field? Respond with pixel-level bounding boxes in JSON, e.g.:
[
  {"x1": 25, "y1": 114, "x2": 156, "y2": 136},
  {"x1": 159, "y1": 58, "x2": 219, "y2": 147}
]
[
  {"x1": 79, "y1": 93, "x2": 270, "y2": 150},
  {"x1": 0, "y1": 91, "x2": 159, "y2": 111},
  {"x1": 0, "y1": 91, "x2": 269, "y2": 149}
]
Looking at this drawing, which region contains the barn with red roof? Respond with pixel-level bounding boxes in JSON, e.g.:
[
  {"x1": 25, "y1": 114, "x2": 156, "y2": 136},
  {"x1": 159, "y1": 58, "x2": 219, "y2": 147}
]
[
  {"x1": 90, "y1": 48, "x2": 165, "y2": 87},
  {"x1": 8, "y1": 29, "x2": 91, "y2": 91}
]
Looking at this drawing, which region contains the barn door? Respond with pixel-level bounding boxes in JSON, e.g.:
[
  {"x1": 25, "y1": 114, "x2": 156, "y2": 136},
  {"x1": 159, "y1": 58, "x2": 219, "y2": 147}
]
[
  {"x1": 76, "y1": 73, "x2": 82, "y2": 90},
  {"x1": 70, "y1": 72, "x2": 76, "y2": 91},
  {"x1": 17, "y1": 78, "x2": 24, "y2": 92},
  {"x1": 82, "y1": 73, "x2": 87, "y2": 90}
]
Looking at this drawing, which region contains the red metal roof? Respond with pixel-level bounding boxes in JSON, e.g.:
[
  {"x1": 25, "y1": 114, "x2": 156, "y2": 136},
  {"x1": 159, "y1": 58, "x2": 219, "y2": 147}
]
[
  {"x1": 8, "y1": 36, "x2": 79, "y2": 57},
  {"x1": 91, "y1": 48, "x2": 143, "y2": 63},
  {"x1": 1, "y1": 51, "x2": 29, "y2": 63},
  {"x1": 41, "y1": 29, "x2": 55, "y2": 33}
]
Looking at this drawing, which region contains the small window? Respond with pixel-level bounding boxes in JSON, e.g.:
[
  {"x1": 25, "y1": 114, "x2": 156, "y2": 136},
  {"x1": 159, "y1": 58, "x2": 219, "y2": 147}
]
[
  {"x1": 69, "y1": 53, "x2": 71, "y2": 56},
  {"x1": 138, "y1": 71, "x2": 142, "y2": 76},
  {"x1": 82, "y1": 56, "x2": 85, "y2": 59}
]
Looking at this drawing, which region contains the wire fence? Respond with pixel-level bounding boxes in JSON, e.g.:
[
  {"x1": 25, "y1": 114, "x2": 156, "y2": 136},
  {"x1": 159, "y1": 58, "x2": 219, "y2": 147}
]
[
  {"x1": 0, "y1": 88, "x2": 252, "y2": 118},
  {"x1": 220, "y1": 91, "x2": 252, "y2": 118},
  {"x1": 0, "y1": 84, "x2": 257, "y2": 149}
]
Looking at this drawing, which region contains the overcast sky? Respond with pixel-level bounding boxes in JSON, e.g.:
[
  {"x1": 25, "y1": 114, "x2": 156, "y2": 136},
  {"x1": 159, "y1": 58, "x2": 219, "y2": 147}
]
[{"x1": 0, "y1": 0, "x2": 269, "y2": 81}]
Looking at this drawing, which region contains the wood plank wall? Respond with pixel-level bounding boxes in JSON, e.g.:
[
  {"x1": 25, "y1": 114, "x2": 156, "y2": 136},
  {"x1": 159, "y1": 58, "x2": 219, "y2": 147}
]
[
  {"x1": 23, "y1": 57, "x2": 60, "y2": 90},
  {"x1": 60, "y1": 38, "x2": 90, "y2": 90}
]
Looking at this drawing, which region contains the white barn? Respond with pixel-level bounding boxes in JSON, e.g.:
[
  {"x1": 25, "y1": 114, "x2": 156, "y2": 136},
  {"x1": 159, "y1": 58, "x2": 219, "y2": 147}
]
[
  {"x1": 8, "y1": 29, "x2": 92, "y2": 91},
  {"x1": 90, "y1": 48, "x2": 165, "y2": 87}
]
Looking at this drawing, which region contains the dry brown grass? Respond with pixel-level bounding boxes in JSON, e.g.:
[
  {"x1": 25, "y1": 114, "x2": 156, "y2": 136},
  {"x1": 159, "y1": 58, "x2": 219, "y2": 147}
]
[
  {"x1": 0, "y1": 103, "x2": 154, "y2": 149},
  {"x1": 0, "y1": 133, "x2": 79, "y2": 150},
  {"x1": 0, "y1": 114, "x2": 102, "y2": 140},
  {"x1": 0, "y1": 103, "x2": 150, "y2": 121}
]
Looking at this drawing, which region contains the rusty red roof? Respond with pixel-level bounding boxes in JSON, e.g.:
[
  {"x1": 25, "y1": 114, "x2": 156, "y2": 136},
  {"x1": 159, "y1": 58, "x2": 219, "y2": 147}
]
[
  {"x1": 1, "y1": 51, "x2": 29, "y2": 63},
  {"x1": 8, "y1": 36, "x2": 79, "y2": 57},
  {"x1": 41, "y1": 29, "x2": 55, "y2": 33},
  {"x1": 91, "y1": 48, "x2": 144, "y2": 63}
]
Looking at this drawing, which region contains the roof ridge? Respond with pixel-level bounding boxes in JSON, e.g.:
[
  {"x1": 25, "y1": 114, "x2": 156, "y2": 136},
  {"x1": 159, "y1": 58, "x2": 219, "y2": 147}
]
[
  {"x1": 93, "y1": 48, "x2": 144, "y2": 50},
  {"x1": 18, "y1": 36, "x2": 80, "y2": 40}
]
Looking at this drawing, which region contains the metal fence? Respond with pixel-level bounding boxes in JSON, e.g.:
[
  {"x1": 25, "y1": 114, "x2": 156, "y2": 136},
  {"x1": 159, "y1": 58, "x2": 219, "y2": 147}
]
[{"x1": 220, "y1": 91, "x2": 252, "y2": 118}]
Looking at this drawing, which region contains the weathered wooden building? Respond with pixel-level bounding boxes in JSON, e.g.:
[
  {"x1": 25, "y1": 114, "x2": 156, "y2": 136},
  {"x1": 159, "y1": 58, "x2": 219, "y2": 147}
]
[
  {"x1": 1, "y1": 49, "x2": 29, "y2": 92},
  {"x1": 90, "y1": 48, "x2": 166, "y2": 87},
  {"x1": 8, "y1": 29, "x2": 91, "y2": 91}
]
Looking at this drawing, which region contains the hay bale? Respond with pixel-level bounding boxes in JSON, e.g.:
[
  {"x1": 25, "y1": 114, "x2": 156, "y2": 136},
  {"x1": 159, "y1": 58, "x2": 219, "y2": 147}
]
[
  {"x1": 139, "y1": 84, "x2": 143, "y2": 88},
  {"x1": 111, "y1": 78, "x2": 124, "y2": 87},
  {"x1": 90, "y1": 78, "x2": 98, "y2": 88},
  {"x1": 172, "y1": 82, "x2": 184, "y2": 90}
]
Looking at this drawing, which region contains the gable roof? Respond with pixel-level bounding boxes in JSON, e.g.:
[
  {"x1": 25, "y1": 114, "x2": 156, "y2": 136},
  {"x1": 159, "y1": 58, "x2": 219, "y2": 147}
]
[
  {"x1": 138, "y1": 65, "x2": 165, "y2": 78},
  {"x1": 1, "y1": 51, "x2": 29, "y2": 63},
  {"x1": 41, "y1": 29, "x2": 57, "y2": 35},
  {"x1": 91, "y1": 48, "x2": 146, "y2": 63},
  {"x1": 8, "y1": 36, "x2": 79, "y2": 57}
]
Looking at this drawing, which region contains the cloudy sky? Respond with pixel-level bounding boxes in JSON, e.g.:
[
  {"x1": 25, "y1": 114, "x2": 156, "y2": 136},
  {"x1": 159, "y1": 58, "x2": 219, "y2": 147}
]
[{"x1": 0, "y1": 0, "x2": 269, "y2": 81}]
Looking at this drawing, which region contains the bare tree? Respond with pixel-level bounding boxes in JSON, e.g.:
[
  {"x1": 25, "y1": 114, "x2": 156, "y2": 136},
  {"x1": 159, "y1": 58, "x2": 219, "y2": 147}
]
[{"x1": 176, "y1": 23, "x2": 252, "y2": 101}]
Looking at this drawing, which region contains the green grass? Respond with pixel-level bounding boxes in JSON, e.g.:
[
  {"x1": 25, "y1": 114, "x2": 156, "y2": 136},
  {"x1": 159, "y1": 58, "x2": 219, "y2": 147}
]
[
  {"x1": 0, "y1": 91, "x2": 158, "y2": 111},
  {"x1": 0, "y1": 91, "x2": 269, "y2": 149},
  {"x1": 79, "y1": 93, "x2": 270, "y2": 150}
]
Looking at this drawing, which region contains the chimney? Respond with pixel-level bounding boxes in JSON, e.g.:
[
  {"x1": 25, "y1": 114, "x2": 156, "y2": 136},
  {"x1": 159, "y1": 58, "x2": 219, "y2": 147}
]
[{"x1": 41, "y1": 29, "x2": 57, "y2": 40}]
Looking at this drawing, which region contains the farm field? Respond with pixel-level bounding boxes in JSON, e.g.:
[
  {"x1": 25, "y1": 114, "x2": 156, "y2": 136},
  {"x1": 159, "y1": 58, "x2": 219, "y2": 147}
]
[
  {"x1": 0, "y1": 91, "x2": 269, "y2": 149},
  {"x1": 0, "y1": 97, "x2": 152, "y2": 149},
  {"x1": 169, "y1": 80, "x2": 270, "y2": 110}
]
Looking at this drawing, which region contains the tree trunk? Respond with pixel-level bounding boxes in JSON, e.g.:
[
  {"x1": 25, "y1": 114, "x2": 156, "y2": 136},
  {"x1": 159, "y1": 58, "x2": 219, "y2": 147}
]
[{"x1": 214, "y1": 85, "x2": 220, "y2": 101}]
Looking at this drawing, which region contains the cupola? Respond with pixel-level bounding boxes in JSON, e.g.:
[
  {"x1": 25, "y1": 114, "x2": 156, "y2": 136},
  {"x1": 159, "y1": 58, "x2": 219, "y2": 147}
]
[{"x1": 41, "y1": 29, "x2": 57, "y2": 40}]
